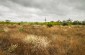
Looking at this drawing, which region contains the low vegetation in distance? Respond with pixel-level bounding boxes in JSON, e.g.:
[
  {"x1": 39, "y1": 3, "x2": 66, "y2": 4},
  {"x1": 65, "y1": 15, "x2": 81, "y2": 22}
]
[{"x1": 0, "y1": 19, "x2": 85, "y2": 27}]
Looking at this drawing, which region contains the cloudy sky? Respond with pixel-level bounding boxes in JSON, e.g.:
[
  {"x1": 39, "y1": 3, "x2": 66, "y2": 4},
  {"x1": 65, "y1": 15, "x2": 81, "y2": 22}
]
[{"x1": 0, "y1": 0, "x2": 85, "y2": 22}]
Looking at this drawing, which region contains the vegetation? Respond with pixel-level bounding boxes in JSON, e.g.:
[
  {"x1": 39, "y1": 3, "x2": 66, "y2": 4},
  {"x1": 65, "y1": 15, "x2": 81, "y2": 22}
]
[
  {"x1": 0, "y1": 19, "x2": 85, "y2": 55},
  {"x1": 0, "y1": 19, "x2": 85, "y2": 26}
]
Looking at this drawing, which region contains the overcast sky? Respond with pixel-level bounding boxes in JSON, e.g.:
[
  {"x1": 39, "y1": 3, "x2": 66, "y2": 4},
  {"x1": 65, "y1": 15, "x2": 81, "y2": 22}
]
[{"x1": 0, "y1": 0, "x2": 85, "y2": 22}]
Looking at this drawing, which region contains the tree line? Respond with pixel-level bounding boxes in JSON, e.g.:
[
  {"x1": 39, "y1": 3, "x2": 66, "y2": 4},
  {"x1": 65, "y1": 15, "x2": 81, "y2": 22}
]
[{"x1": 0, "y1": 19, "x2": 85, "y2": 26}]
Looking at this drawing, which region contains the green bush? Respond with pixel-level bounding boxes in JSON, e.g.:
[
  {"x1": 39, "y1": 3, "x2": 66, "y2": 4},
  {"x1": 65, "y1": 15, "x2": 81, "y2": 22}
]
[{"x1": 47, "y1": 22, "x2": 53, "y2": 27}]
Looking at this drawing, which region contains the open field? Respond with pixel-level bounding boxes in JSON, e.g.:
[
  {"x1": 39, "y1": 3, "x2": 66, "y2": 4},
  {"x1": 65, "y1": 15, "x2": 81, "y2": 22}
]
[{"x1": 0, "y1": 24, "x2": 85, "y2": 55}]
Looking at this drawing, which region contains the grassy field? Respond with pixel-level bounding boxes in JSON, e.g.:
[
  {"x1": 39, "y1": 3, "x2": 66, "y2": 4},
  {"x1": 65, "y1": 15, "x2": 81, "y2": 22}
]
[{"x1": 0, "y1": 24, "x2": 85, "y2": 55}]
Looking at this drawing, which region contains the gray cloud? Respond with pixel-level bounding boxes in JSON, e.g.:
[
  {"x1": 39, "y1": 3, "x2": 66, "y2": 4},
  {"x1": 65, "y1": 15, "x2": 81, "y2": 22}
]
[
  {"x1": 0, "y1": 0, "x2": 85, "y2": 22},
  {"x1": 9, "y1": 0, "x2": 85, "y2": 13}
]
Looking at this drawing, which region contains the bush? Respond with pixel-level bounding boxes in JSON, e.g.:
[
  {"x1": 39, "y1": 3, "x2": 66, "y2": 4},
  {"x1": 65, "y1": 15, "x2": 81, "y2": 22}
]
[
  {"x1": 73, "y1": 21, "x2": 81, "y2": 25},
  {"x1": 62, "y1": 21, "x2": 68, "y2": 26},
  {"x1": 81, "y1": 20, "x2": 85, "y2": 25},
  {"x1": 47, "y1": 22, "x2": 53, "y2": 27},
  {"x1": 19, "y1": 27, "x2": 24, "y2": 32}
]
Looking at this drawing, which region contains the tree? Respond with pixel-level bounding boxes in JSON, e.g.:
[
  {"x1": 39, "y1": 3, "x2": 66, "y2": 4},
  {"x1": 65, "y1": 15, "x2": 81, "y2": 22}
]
[
  {"x1": 81, "y1": 20, "x2": 85, "y2": 25},
  {"x1": 5, "y1": 20, "x2": 10, "y2": 23},
  {"x1": 73, "y1": 20, "x2": 81, "y2": 25},
  {"x1": 45, "y1": 17, "x2": 47, "y2": 22},
  {"x1": 62, "y1": 20, "x2": 68, "y2": 26},
  {"x1": 65, "y1": 19, "x2": 72, "y2": 25}
]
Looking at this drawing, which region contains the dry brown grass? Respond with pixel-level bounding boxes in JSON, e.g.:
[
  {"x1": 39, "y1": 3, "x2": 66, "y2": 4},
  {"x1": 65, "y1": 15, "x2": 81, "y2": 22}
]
[{"x1": 0, "y1": 24, "x2": 85, "y2": 55}]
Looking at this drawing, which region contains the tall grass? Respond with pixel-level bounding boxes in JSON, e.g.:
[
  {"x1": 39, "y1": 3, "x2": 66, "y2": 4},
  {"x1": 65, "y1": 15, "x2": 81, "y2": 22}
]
[{"x1": 0, "y1": 24, "x2": 85, "y2": 55}]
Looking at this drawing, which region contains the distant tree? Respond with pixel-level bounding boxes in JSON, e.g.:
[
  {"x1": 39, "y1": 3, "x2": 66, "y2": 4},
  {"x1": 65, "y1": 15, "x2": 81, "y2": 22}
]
[
  {"x1": 6, "y1": 20, "x2": 10, "y2": 22},
  {"x1": 73, "y1": 20, "x2": 81, "y2": 25},
  {"x1": 67, "y1": 19, "x2": 72, "y2": 23},
  {"x1": 81, "y1": 20, "x2": 85, "y2": 25},
  {"x1": 50, "y1": 21, "x2": 54, "y2": 22},
  {"x1": 56, "y1": 20, "x2": 62, "y2": 25},
  {"x1": 62, "y1": 20, "x2": 68, "y2": 26},
  {"x1": 5, "y1": 20, "x2": 10, "y2": 23},
  {"x1": 66, "y1": 19, "x2": 73, "y2": 25},
  {"x1": 45, "y1": 17, "x2": 47, "y2": 22},
  {"x1": 57, "y1": 20, "x2": 61, "y2": 22}
]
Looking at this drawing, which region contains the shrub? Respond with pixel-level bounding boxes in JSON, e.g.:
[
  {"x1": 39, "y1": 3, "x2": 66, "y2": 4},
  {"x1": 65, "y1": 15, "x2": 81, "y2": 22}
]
[
  {"x1": 19, "y1": 27, "x2": 24, "y2": 32},
  {"x1": 23, "y1": 35, "x2": 50, "y2": 48},
  {"x1": 81, "y1": 20, "x2": 85, "y2": 25},
  {"x1": 62, "y1": 21, "x2": 68, "y2": 26},
  {"x1": 47, "y1": 22, "x2": 53, "y2": 27},
  {"x1": 73, "y1": 21, "x2": 81, "y2": 25}
]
